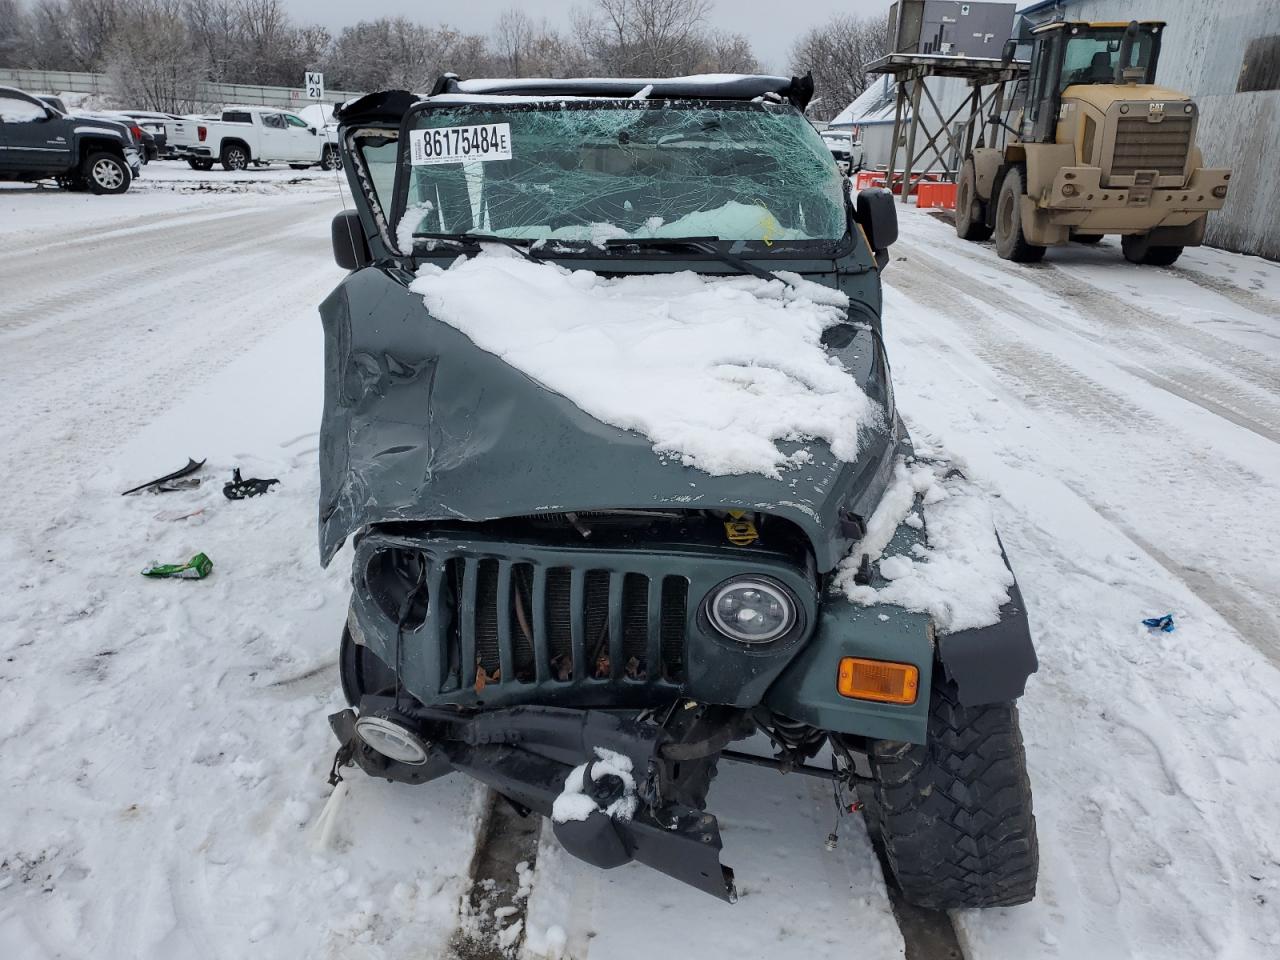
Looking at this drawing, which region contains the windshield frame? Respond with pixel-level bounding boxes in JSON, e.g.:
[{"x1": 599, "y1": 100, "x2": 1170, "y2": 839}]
[{"x1": 389, "y1": 97, "x2": 855, "y2": 261}]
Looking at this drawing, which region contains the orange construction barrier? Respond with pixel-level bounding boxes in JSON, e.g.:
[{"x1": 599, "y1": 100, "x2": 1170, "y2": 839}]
[
  {"x1": 854, "y1": 170, "x2": 887, "y2": 191},
  {"x1": 916, "y1": 181, "x2": 957, "y2": 209}
]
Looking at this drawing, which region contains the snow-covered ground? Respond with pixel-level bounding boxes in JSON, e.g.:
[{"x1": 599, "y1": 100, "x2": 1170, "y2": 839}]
[{"x1": 1, "y1": 164, "x2": 1279, "y2": 960}]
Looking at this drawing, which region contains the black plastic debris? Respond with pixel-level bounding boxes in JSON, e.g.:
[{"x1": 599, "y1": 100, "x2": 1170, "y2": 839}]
[
  {"x1": 223, "y1": 468, "x2": 280, "y2": 500},
  {"x1": 121, "y1": 458, "x2": 206, "y2": 495}
]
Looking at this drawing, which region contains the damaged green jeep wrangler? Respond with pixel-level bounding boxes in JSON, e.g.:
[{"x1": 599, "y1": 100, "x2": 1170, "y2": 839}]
[{"x1": 321, "y1": 74, "x2": 1039, "y2": 909}]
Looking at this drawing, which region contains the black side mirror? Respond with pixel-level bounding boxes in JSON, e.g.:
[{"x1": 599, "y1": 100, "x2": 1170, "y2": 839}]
[
  {"x1": 331, "y1": 211, "x2": 371, "y2": 270},
  {"x1": 855, "y1": 188, "x2": 898, "y2": 266}
]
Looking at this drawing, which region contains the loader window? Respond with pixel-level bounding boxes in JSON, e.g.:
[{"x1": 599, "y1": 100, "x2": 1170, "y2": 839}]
[{"x1": 1059, "y1": 27, "x2": 1160, "y2": 90}]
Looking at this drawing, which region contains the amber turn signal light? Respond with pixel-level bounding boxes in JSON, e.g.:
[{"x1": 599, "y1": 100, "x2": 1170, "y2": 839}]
[{"x1": 837, "y1": 657, "x2": 920, "y2": 705}]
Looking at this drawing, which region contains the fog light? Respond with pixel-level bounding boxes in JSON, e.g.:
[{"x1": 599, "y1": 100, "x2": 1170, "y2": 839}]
[
  {"x1": 1212, "y1": 185, "x2": 1228, "y2": 198},
  {"x1": 1062, "y1": 183, "x2": 1078, "y2": 197},
  {"x1": 355, "y1": 716, "x2": 429, "y2": 764},
  {"x1": 837, "y1": 657, "x2": 920, "y2": 704},
  {"x1": 707, "y1": 576, "x2": 796, "y2": 643}
]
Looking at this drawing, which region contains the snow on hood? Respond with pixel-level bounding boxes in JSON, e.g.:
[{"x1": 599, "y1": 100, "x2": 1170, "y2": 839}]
[
  {"x1": 408, "y1": 252, "x2": 878, "y2": 478},
  {"x1": 835, "y1": 454, "x2": 1014, "y2": 633}
]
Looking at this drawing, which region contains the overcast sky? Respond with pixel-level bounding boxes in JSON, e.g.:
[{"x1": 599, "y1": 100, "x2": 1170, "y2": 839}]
[{"x1": 284, "y1": 0, "x2": 896, "y2": 74}]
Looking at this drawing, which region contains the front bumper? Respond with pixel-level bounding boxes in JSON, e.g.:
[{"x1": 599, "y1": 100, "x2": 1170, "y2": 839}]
[
  {"x1": 330, "y1": 702, "x2": 739, "y2": 901},
  {"x1": 1039, "y1": 165, "x2": 1230, "y2": 230}
]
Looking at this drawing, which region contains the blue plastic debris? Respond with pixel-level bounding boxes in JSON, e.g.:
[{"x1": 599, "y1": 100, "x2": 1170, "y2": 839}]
[{"x1": 1142, "y1": 613, "x2": 1175, "y2": 633}]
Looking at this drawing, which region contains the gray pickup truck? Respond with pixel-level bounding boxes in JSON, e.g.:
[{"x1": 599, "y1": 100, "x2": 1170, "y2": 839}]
[{"x1": 0, "y1": 86, "x2": 142, "y2": 194}]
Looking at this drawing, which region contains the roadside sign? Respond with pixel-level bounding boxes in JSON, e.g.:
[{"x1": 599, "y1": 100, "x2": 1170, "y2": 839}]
[{"x1": 305, "y1": 72, "x2": 324, "y2": 100}]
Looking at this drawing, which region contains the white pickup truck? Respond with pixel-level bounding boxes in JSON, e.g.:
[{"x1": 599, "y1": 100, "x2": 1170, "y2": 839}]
[{"x1": 175, "y1": 105, "x2": 340, "y2": 172}]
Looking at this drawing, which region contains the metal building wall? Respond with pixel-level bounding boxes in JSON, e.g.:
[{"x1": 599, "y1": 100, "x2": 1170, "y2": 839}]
[{"x1": 1022, "y1": 0, "x2": 1280, "y2": 259}]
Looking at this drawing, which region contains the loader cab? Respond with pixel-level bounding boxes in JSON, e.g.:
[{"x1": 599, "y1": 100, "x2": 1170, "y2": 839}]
[{"x1": 1023, "y1": 20, "x2": 1164, "y2": 143}]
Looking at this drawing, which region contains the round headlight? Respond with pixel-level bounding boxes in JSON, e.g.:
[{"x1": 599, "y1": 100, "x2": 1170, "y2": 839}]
[
  {"x1": 355, "y1": 716, "x2": 429, "y2": 765},
  {"x1": 707, "y1": 577, "x2": 796, "y2": 644}
]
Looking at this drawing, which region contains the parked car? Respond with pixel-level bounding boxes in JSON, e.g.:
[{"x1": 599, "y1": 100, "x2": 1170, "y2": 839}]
[
  {"x1": 323, "y1": 78, "x2": 1040, "y2": 911},
  {"x1": 0, "y1": 85, "x2": 141, "y2": 193},
  {"x1": 821, "y1": 130, "x2": 863, "y2": 175},
  {"x1": 110, "y1": 111, "x2": 170, "y2": 160},
  {"x1": 175, "y1": 105, "x2": 339, "y2": 171}
]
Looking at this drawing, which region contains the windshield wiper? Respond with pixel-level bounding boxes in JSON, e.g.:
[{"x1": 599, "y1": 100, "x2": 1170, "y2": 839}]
[
  {"x1": 411, "y1": 231, "x2": 541, "y2": 263},
  {"x1": 603, "y1": 236, "x2": 786, "y2": 285}
]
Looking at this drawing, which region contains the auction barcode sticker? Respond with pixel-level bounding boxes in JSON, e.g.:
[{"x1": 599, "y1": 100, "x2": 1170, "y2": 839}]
[{"x1": 410, "y1": 123, "x2": 512, "y2": 165}]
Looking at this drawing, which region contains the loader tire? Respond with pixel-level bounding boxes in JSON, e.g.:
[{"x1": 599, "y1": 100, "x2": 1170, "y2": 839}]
[
  {"x1": 1122, "y1": 233, "x2": 1182, "y2": 266},
  {"x1": 994, "y1": 168, "x2": 1045, "y2": 263},
  {"x1": 955, "y1": 160, "x2": 993, "y2": 241},
  {"x1": 859, "y1": 671, "x2": 1039, "y2": 910}
]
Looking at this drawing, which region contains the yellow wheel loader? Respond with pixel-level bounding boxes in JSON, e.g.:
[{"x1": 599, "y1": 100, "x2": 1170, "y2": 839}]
[{"x1": 956, "y1": 20, "x2": 1231, "y2": 266}]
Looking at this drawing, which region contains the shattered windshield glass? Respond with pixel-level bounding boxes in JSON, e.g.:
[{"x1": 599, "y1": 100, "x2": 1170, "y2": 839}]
[{"x1": 395, "y1": 101, "x2": 846, "y2": 248}]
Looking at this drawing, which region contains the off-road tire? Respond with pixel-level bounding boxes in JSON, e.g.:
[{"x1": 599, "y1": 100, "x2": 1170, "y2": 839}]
[
  {"x1": 82, "y1": 151, "x2": 131, "y2": 195},
  {"x1": 320, "y1": 145, "x2": 340, "y2": 171},
  {"x1": 339, "y1": 623, "x2": 396, "y2": 707},
  {"x1": 994, "y1": 168, "x2": 1045, "y2": 263},
  {"x1": 1072, "y1": 233, "x2": 1104, "y2": 244},
  {"x1": 1122, "y1": 233, "x2": 1183, "y2": 266},
  {"x1": 859, "y1": 673, "x2": 1038, "y2": 910},
  {"x1": 220, "y1": 143, "x2": 249, "y2": 171},
  {"x1": 955, "y1": 159, "x2": 993, "y2": 241}
]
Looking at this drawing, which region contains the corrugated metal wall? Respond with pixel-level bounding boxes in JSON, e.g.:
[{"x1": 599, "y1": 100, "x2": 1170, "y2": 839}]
[{"x1": 1023, "y1": 0, "x2": 1280, "y2": 259}]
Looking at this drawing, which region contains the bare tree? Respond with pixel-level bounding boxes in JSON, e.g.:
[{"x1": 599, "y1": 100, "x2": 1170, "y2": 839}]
[
  {"x1": 0, "y1": 0, "x2": 32, "y2": 67},
  {"x1": 183, "y1": 0, "x2": 241, "y2": 81},
  {"x1": 789, "y1": 14, "x2": 889, "y2": 121},
  {"x1": 491, "y1": 8, "x2": 578, "y2": 78},
  {"x1": 324, "y1": 18, "x2": 490, "y2": 93},
  {"x1": 577, "y1": 0, "x2": 714, "y2": 76},
  {"x1": 106, "y1": 0, "x2": 202, "y2": 110}
]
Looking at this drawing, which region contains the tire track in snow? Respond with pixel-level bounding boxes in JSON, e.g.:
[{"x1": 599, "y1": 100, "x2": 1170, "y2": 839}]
[
  {"x1": 882, "y1": 278, "x2": 1280, "y2": 666},
  {"x1": 891, "y1": 241, "x2": 1280, "y2": 445}
]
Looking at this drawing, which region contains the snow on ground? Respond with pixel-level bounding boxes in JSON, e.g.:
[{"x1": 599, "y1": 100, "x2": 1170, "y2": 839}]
[
  {"x1": 2, "y1": 166, "x2": 1280, "y2": 960},
  {"x1": 883, "y1": 206, "x2": 1280, "y2": 959}
]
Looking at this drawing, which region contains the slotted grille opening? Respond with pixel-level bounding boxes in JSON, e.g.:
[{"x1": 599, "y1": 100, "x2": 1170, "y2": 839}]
[
  {"x1": 621, "y1": 573, "x2": 649, "y2": 679},
  {"x1": 545, "y1": 567, "x2": 573, "y2": 679},
  {"x1": 509, "y1": 563, "x2": 536, "y2": 682},
  {"x1": 475, "y1": 559, "x2": 501, "y2": 679},
  {"x1": 660, "y1": 576, "x2": 688, "y2": 681},
  {"x1": 441, "y1": 558, "x2": 464, "y2": 691},
  {"x1": 583, "y1": 570, "x2": 612, "y2": 680}
]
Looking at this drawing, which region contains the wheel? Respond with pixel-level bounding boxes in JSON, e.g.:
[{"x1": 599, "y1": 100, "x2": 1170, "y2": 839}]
[
  {"x1": 220, "y1": 143, "x2": 249, "y2": 171},
  {"x1": 1122, "y1": 233, "x2": 1183, "y2": 266},
  {"x1": 1072, "y1": 233, "x2": 1104, "y2": 244},
  {"x1": 82, "y1": 151, "x2": 132, "y2": 195},
  {"x1": 321, "y1": 146, "x2": 340, "y2": 171},
  {"x1": 339, "y1": 622, "x2": 397, "y2": 707},
  {"x1": 857, "y1": 671, "x2": 1039, "y2": 910},
  {"x1": 955, "y1": 159, "x2": 993, "y2": 241},
  {"x1": 993, "y1": 168, "x2": 1045, "y2": 263}
]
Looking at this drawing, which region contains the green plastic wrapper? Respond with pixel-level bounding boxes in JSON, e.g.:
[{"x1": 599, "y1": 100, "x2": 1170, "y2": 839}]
[{"x1": 141, "y1": 552, "x2": 213, "y2": 579}]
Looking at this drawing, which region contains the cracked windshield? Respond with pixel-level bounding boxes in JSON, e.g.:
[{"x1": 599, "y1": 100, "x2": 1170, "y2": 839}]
[{"x1": 396, "y1": 103, "x2": 846, "y2": 247}]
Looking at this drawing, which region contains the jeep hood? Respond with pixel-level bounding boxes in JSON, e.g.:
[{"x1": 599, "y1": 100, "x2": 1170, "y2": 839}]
[{"x1": 318, "y1": 266, "x2": 900, "y2": 572}]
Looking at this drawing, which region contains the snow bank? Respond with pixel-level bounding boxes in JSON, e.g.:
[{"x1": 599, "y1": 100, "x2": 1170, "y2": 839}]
[
  {"x1": 835, "y1": 454, "x2": 1014, "y2": 633},
  {"x1": 551, "y1": 748, "x2": 638, "y2": 824},
  {"x1": 409, "y1": 252, "x2": 878, "y2": 477}
]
